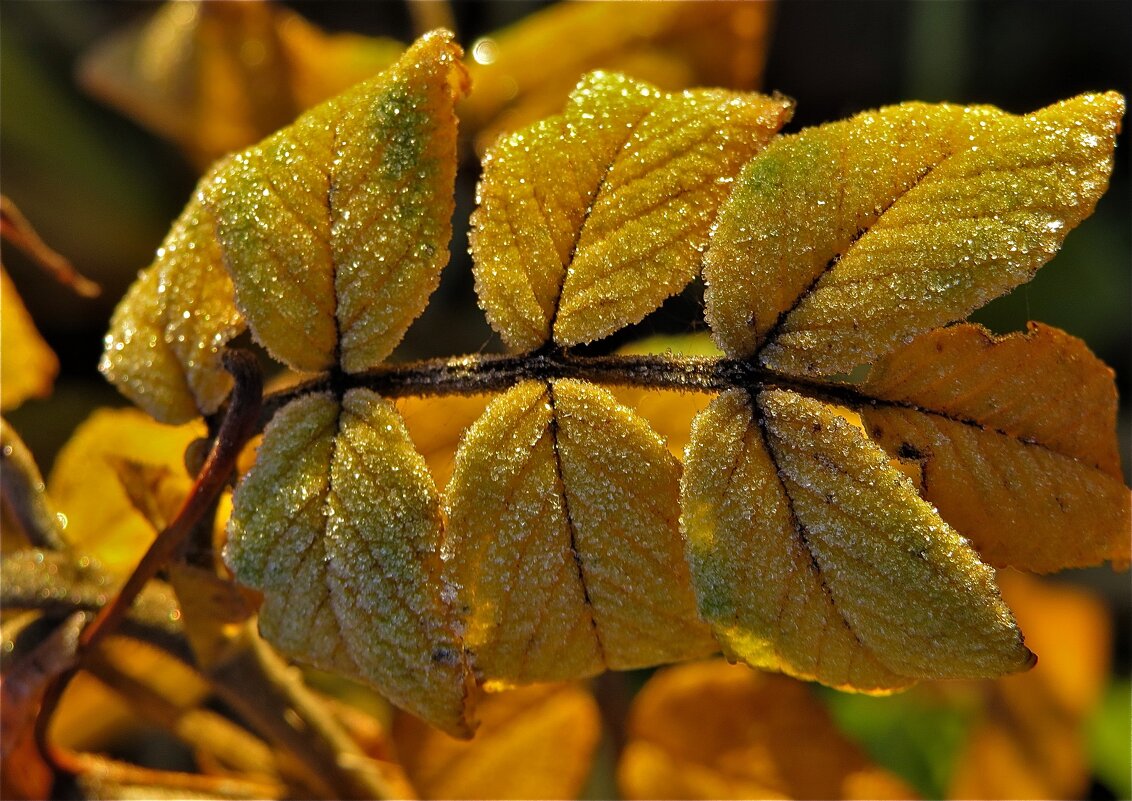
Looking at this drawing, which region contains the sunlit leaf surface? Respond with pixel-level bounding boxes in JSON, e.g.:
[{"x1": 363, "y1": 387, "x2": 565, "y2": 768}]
[
  {"x1": 393, "y1": 683, "x2": 600, "y2": 800},
  {"x1": 618, "y1": 660, "x2": 917, "y2": 800},
  {"x1": 100, "y1": 194, "x2": 244, "y2": 424},
  {"x1": 225, "y1": 390, "x2": 474, "y2": 736},
  {"x1": 47, "y1": 408, "x2": 204, "y2": 575},
  {"x1": 204, "y1": 31, "x2": 468, "y2": 374},
  {"x1": 444, "y1": 379, "x2": 715, "y2": 687},
  {"x1": 472, "y1": 71, "x2": 791, "y2": 350},
  {"x1": 705, "y1": 93, "x2": 1124, "y2": 373},
  {"x1": 682, "y1": 388, "x2": 1034, "y2": 688},
  {"x1": 0, "y1": 268, "x2": 57, "y2": 410},
  {"x1": 861, "y1": 323, "x2": 1130, "y2": 572}
]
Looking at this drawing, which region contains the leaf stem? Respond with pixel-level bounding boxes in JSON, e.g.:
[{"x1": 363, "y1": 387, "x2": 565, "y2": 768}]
[
  {"x1": 258, "y1": 349, "x2": 883, "y2": 423},
  {"x1": 77, "y1": 350, "x2": 262, "y2": 653}
]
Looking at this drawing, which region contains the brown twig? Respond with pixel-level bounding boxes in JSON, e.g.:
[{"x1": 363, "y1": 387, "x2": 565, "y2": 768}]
[
  {"x1": 77, "y1": 350, "x2": 262, "y2": 653},
  {"x1": 32, "y1": 352, "x2": 261, "y2": 783},
  {"x1": 0, "y1": 195, "x2": 100, "y2": 297}
]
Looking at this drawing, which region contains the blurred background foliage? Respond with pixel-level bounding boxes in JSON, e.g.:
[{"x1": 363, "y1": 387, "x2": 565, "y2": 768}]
[{"x1": 1, "y1": 1, "x2": 1128, "y2": 798}]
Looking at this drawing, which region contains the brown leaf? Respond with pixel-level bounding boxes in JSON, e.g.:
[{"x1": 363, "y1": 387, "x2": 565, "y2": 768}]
[
  {"x1": 861, "y1": 323, "x2": 1131, "y2": 572},
  {"x1": 393, "y1": 683, "x2": 601, "y2": 800},
  {"x1": 618, "y1": 660, "x2": 917, "y2": 800}
]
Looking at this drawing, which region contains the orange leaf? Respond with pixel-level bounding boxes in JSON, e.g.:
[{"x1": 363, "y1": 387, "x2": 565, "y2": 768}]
[
  {"x1": 618, "y1": 660, "x2": 917, "y2": 800},
  {"x1": 948, "y1": 572, "x2": 1112, "y2": 800},
  {"x1": 861, "y1": 323, "x2": 1130, "y2": 572},
  {"x1": 47, "y1": 407, "x2": 204, "y2": 575},
  {"x1": 393, "y1": 683, "x2": 601, "y2": 800},
  {"x1": 80, "y1": 0, "x2": 404, "y2": 168},
  {"x1": 462, "y1": 0, "x2": 773, "y2": 152}
]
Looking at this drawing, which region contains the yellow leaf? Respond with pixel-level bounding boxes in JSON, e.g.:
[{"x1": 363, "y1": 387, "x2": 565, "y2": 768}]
[
  {"x1": 225, "y1": 389, "x2": 474, "y2": 736},
  {"x1": 948, "y1": 573, "x2": 1111, "y2": 800},
  {"x1": 861, "y1": 323, "x2": 1130, "y2": 572},
  {"x1": 462, "y1": 0, "x2": 773, "y2": 152},
  {"x1": 682, "y1": 388, "x2": 1034, "y2": 689},
  {"x1": 101, "y1": 195, "x2": 244, "y2": 424},
  {"x1": 618, "y1": 660, "x2": 918, "y2": 800},
  {"x1": 395, "y1": 393, "x2": 495, "y2": 489},
  {"x1": 471, "y1": 71, "x2": 791, "y2": 350},
  {"x1": 0, "y1": 267, "x2": 57, "y2": 410},
  {"x1": 47, "y1": 407, "x2": 204, "y2": 575},
  {"x1": 393, "y1": 683, "x2": 601, "y2": 800},
  {"x1": 444, "y1": 378, "x2": 716, "y2": 688},
  {"x1": 80, "y1": 0, "x2": 403, "y2": 168},
  {"x1": 705, "y1": 92, "x2": 1124, "y2": 373},
  {"x1": 204, "y1": 30, "x2": 468, "y2": 374}
]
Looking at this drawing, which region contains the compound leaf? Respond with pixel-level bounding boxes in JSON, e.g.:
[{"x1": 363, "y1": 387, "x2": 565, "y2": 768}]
[
  {"x1": 444, "y1": 378, "x2": 715, "y2": 688},
  {"x1": 705, "y1": 92, "x2": 1124, "y2": 374},
  {"x1": 471, "y1": 71, "x2": 791, "y2": 351},
  {"x1": 860, "y1": 323, "x2": 1131, "y2": 573},
  {"x1": 100, "y1": 194, "x2": 244, "y2": 424},
  {"x1": 225, "y1": 389, "x2": 474, "y2": 736},
  {"x1": 204, "y1": 30, "x2": 468, "y2": 375},
  {"x1": 618, "y1": 660, "x2": 917, "y2": 800},
  {"x1": 682, "y1": 388, "x2": 1034, "y2": 689}
]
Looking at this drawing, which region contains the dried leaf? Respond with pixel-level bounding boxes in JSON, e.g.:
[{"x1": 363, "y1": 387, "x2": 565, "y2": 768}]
[
  {"x1": 0, "y1": 267, "x2": 58, "y2": 410},
  {"x1": 444, "y1": 379, "x2": 715, "y2": 688},
  {"x1": 203, "y1": 31, "x2": 467, "y2": 375},
  {"x1": 48, "y1": 408, "x2": 204, "y2": 575},
  {"x1": 225, "y1": 389, "x2": 474, "y2": 736},
  {"x1": 861, "y1": 323, "x2": 1130, "y2": 572},
  {"x1": 462, "y1": 0, "x2": 773, "y2": 152},
  {"x1": 393, "y1": 683, "x2": 601, "y2": 800},
  {"x1": 471, "y1": 71, "x2": 791, "y2": 350},
  {"x1": 80, "y1": 0, "x2": 403, "y2": 168},
  {"x1": 705, "y1": 92, "x2": 1124, "y2": 373},
  {"x1": 948, "y1": 573, "x2": 1111, "y2": 800},
  {"x1": 101, "y1": 194, "x2": 245, "y2": 424},
  {"x1": 618, "y1": 660, "x2": 917, "y2": 800},
  {"x1": 681, "y1": 388, "x2": 1034, "y2": 689}
]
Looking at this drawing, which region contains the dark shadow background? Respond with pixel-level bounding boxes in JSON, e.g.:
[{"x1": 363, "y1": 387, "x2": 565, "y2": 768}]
[{"x1": 1, "y1": 1, "x2": 1129, "y2": 795}]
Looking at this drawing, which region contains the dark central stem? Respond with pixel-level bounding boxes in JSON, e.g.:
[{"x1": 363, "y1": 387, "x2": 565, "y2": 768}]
[{"x1": 258, "y1": 350, "x2": 877, "y2": 425}]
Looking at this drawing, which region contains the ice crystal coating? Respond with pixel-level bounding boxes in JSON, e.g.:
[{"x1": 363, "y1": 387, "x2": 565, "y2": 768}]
[
  {"x1": 471, "y1": 70, "x2": 792, "y2": 350},
  {"x1": 705, "y1": 92, "x2": 1125, "y2": 374},
  {"x1": 443, "y1": 379, "x2": 715, "y2": 687}
]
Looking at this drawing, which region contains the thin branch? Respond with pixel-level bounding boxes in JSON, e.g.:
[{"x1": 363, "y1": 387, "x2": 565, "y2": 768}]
[
  {"x1": 207, "y1": 627, "x2": 400, "y2": 800},
  {"x1": 78, "y1": 350, "x2": 263, "y2": 653},
  {"x1": 257, "y1": 349, "x2": 884, "y2": 426}
]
